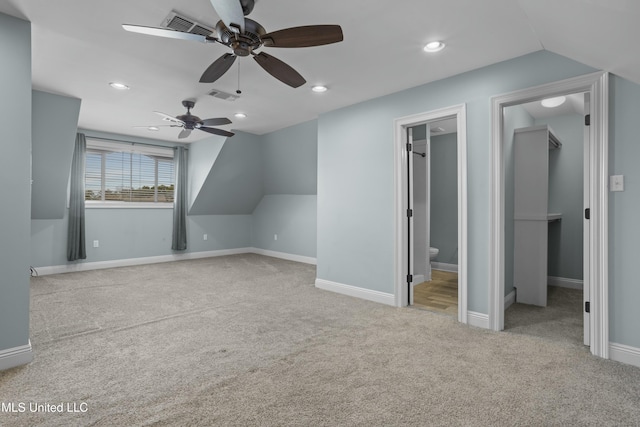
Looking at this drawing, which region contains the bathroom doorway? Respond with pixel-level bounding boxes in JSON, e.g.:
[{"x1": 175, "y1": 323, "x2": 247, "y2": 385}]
[
  {"x1": 410, "y1": 119, "x2": 459, "y2": 316},
  {"x1": 394, "y1": 104, "x2": 468, "y2": 324}
]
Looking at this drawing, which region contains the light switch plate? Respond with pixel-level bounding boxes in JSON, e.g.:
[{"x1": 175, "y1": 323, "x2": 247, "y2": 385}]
[{"x1": 610, "y1": 175, "x2": 624, "y2": 192}]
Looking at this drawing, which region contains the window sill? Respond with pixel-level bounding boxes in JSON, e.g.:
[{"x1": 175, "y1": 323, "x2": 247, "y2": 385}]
[{"x1": 85, "y1": 202, "x2": 174, "y2": 209}]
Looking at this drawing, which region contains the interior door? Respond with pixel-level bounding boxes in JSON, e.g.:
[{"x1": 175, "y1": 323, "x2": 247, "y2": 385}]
[
  {"x1": 408, "y1": 127, "x2": 415, "y2": 305},
  {"x1": 583, "y1": 93, "x2": 591, "y2": 346}
]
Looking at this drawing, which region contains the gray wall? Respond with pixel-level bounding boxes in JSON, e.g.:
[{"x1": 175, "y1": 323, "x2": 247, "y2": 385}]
[
  {"x1": 31, "y1": 90, "x2": 81, "y2": 219},
  {"x1": 430, "y1": 133, "x2": 458, "y2": 265},
  {"x1": 317, "y1": 50, "x2": 596, "y2": 311},
  {"x1": 0, "y1": 13, "x2": 31, "y2": 352},
  {"x1": 189, "y1": 131, "x2": 263, "y2": 215},
  {"x1": 251, "y1": 120, "x2": 318, "y2": 257},
  {"x1": 609, "y1": 75, "x2": 640, "y2": 347}
]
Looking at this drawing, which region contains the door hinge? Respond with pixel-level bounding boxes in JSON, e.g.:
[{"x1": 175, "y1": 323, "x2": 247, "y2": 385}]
[
  {"x1": 585, "y1": 114, "x2": 590, "y2": 126},
  {"x1": 406, "y1": 142, "x2": 412, "y2": 152},
  {"x1": 407, "y1": 208, "x2": 413, "y2": 218},
  {"x1": 585, "y1": 208, "x2": 590, "y2": 220},
  {"x1": 585, "y1": 301, "x2": 590, "y2": 313},
  {"x1": 407, "y1": 274, "x2": 413, "y2": 283}
]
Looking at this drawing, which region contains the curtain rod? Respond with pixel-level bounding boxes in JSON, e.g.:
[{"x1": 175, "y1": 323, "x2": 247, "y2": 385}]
[{"x1": 84, "y1": 135, "x2": 188, "y2": 150}]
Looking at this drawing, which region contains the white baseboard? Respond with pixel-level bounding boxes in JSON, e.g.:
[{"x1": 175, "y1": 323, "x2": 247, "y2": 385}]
[
  {"x1": 35, "y1": 248, "x2": 253, "y2": 276},
  {"x1": 0, "y1": 341, "x2": 33, "y2": 371},
  {"x1": 609, "y1": 342, "x2": 640, "y2": 369},
  {"x1": 315, "y1": 279, "x2": 395, "y2": 306},
  {"x1": 250, "y1": 248, "x2": 316, "y2": 265},
  {"x1": 548, "y1": 276, "x2": 583, "y2": 290},
  {"x1": 413, "y1": 274, "x2": 425, "y2": 285},
  {"x1": 504, "y1": 289, "x2": 516, "y2": 310},
  {"x1": 467, "y1": 311, "x2": 490, "y2": 329},
  {"x1": 432, "y1": 262, "x2": 458, "y2": 273},
  {"x1": 35, "y1": 248, "x2": 317, "y2": 276}
]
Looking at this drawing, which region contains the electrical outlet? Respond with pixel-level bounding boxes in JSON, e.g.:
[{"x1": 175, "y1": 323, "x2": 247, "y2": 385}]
[
  {"x1": 93, "y1": 240, "x2": 99, "y2": 248},
  {"x1": 203, "y1": 234, "x2": 208, "y2": 241}
]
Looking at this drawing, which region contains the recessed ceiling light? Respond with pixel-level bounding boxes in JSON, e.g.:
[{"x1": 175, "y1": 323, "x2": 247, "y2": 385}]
[
  {"x1": 147, "y1": 126, "x2": 159, "y2": 131},
  {"x1": 109, "y1": 82, "x2": 130, "y2": 90},
  {"x1": 234, "y1": 112, "x2": 247, "y2": 119},
  {"x1": 312, "y1": 85, "x2": 328, "y2": 93},
  {"x1": 423, "y1": 41, "x2": 445, "y2": 53},
  {"x1": 541, "y1": 96, "x2": 566, "y2": 108}
]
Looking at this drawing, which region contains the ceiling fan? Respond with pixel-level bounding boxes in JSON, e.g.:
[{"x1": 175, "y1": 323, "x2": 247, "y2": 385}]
[
  {"x1": 122, "y1": 0, "x2": 343, "y2": 88},
  {"x1": 137, "y1": 100, "x2": 234, "y2": 139}
]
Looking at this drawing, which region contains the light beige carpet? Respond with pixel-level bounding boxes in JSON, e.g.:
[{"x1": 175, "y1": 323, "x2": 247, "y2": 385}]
[{"x1": 1, "y1": 254, "x2": 639, "y2": 426}]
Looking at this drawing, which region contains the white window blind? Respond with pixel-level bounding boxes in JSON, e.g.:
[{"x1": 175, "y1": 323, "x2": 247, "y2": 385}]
[{"x1": 85, "y1": 139, "x2": 175, "y2": 206}]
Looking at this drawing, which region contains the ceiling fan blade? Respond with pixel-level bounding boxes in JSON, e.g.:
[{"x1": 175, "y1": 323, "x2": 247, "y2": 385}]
[
  {"x1": 209, "y1": 0, "x2": 245, "y2": 33},
  {"x1": 201, "y1": 117, "x2": 232, "y2": 126},
  {"x1": 122, "y1": 24, "x2": 209, "y2": 43},
  {"x1": 133, "y1": 125, "x2": 182, "y2": 128},
  {"x1": 178, "y1": 129, "x2": 192, "y2": 139},
  {"x1": 200, "y1": 53, "x2": 237, "y2": 83},
  {"x1": 198, "y1": 127, "x2": 235, "y2": 137},
  {"x1": 253, "y1": 52, "x2": 306, "y2": 88},
  {"x1": 154, "y1": 111, "x2": 185, "y2": 125},
  {"x1": 262, "y1": 25, "x2": 344, "y2": 48}
]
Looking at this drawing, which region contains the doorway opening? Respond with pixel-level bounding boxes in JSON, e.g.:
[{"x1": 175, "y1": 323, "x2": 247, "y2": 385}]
[
  {"x1": 410, "y1": 119, "x2": 459, "y2": 316},
  {"x1": 394, "y1": 104, "x2": 468, "y2": 324},
  {"x1": 502, "y1": 92, "x2": 588, "y2": 346},
  {"x1": 489, "y1": 71, "x2": 609, "y2": 358}
]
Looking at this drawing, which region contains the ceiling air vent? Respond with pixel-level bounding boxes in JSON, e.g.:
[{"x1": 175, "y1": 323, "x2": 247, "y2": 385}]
[
  {"x1": 162, "y1": 11, "x2": 214, "y2": 36},
  {"x1": 207, "y1": 88, "x2": 239, "y2": 101}
]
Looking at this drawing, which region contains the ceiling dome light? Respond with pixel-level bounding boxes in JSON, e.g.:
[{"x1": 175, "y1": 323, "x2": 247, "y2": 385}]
[
  {"x1": 109, "y1": 82, "x2": 130, "y2": 90},
  {"x1": 423, "y1": 41, "x2": 445, "y2": 53},
  {"x1": 312, "y1": 85, "x2": 328, "y2": 93},
  {"x1": 147, "y1": 126, "x2": 159, "y2": 131},
  {"x1": 541, "y1": 96, "x2": 566, "y2": 108},
  {"x1": 234, "y1": 112, "x2": 247, "y2": 119}
]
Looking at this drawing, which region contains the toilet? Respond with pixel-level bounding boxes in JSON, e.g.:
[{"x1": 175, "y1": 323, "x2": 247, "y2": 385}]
[{"x1": 429, "y1": 247, "x2": 439, "y2": 261}]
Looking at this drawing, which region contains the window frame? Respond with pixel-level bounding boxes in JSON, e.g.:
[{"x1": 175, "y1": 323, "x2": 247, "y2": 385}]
[{"x1": 84, "y1": 139, "x2": 176, "y2": 209}]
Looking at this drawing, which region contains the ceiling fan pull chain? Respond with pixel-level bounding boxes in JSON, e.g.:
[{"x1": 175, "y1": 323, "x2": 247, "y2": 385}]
[{"x1": 236, "y1": 60, "x2": 242, "y2": 94}]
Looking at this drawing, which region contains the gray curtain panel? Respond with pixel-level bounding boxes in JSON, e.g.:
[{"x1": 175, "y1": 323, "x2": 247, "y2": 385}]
[
  {"x1": 172, "y1": 146, "x2": 188, "y2": 251},
  {"x1": 67, "y1": 133, "x2": 87, "y2": 261}
]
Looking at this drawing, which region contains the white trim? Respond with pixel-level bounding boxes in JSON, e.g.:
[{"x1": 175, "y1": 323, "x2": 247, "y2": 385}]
[
  {"x1": 504, "y1": 289, "x2": 516, "y2": 310},
  {"x1": 36, "y1": 248, "x2": 251, "y2": 275},
  {"x1": 250, "y1": 248, "x2": 317, "y2": 265},
  {"x1": 413, "y1": 274, "x2": 425, "y2": 285},
  {"x1": 609, "y1": 343, "x2": 640, "y2": 369},
  {"x1": 548, "y1": 276, "x2": 583, "y2": 290},
  {"x1": 0, "y1": 341, "x2": 33, "y2": 371},
  {"x1": 467, "y1": 311, "x2": 489, "y2": 329},
  {"x1": 394, "y1": 103, "x2": 468, "y2": 326},
  {"x1": 315, "y1": 279, "x2": 395, "y2": 306},
  {"x1": 489, "y1": 71, "x2": 609, "y2": 359},
  {"x1": 432, "y1": 262, "x2": 458, "y2": 273}
]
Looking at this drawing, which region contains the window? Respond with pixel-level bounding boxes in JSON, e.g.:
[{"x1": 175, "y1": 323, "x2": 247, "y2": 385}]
[{"x1": 85, "y1": 139, "x2": 175, "y2": 207}]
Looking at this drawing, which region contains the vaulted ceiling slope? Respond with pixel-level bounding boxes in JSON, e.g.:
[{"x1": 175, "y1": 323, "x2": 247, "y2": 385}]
[{"x1": 0, "y1": 0, "x2": 638, "y2": 140}]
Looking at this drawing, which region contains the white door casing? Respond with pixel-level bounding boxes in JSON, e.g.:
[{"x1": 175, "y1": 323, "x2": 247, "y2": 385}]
[
  {"x1": 394, "y1": 104, "x2": 468, "y2": 324},
  {"x1": 489, "y1": 71, "x2": 609, "y2": 358}
]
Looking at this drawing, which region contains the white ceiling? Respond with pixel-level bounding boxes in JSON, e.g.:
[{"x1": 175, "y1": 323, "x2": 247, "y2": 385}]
[{"x1": 1, "y1": 0, "x2": 638, "y2": 141}]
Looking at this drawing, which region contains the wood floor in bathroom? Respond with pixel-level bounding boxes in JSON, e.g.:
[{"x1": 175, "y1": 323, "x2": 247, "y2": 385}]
[{"x1": 413, "y1": 270, "x2": 458, "y2": 316}]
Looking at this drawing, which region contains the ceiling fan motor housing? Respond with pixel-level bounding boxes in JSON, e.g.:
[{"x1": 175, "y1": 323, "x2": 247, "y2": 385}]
[{"x1": 216, "y1": 18, "x2": 265, "y2": 56}]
